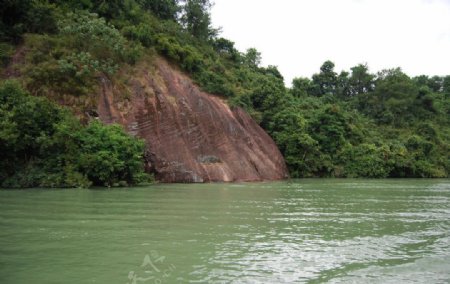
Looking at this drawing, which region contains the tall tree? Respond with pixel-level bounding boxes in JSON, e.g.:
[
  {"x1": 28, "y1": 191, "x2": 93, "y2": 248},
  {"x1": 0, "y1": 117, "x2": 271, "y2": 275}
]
[
  {"x1": 181, "y1": 0, "x2": 214, "y2": 40},
  {"x1": 138, "y1": 0, "x2": 180, "y2": 20},
  {"x1": 311, "y1": 60, "x2": 338, "y2": 96},
  {"x1": 348, "y1": 64, "x2": 375, "y2": 96},
  {"x1": 243, "y1": 48, "x2": 262, "y2": 69},
  {"x1": 212, "y1": 37, "x2": 240, "y2": 62},
  {"x1": 337, "y1": 71, "x2": 350, "y2": 98}
]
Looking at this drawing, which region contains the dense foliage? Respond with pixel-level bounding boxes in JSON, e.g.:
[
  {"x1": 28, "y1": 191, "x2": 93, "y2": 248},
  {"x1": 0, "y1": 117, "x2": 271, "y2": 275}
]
[
  {"x1": 263, "y1": 64, "x2": 450, "y2": 178},
  {"x1": 1, "y1": 0, "x2": 449, "y2": 185},
  {"x1": 0, "y1": 81, "x2": 149, "y2": 188}
]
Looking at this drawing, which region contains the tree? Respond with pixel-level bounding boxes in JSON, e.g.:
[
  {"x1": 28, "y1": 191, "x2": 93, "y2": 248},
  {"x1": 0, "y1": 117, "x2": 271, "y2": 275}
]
[
  {"x1": 58, "y1": 11, "x2": 127, "y2": 59},
  {"x1": 262, "y1": 65, "x2": 284, "y2": 81},
  {"x1": 212, "y1": 37, "x2": 239, "y2": 61},
  {"x1": 243, "y1": 48, "x2": 261, "y2": 69},
  {"x1": 249, "y1": 76, "x2": 285, "y2": 111},
  {"x1": 0, "y1": 0, "x2": 31, "y2": 41},
  {"x1": 138, "y1": 0, "x2": 180, "y2": 20},
  {"x1": 348, "y1": 64, "x2": 375, "y2": 96},
  {"x1": 269, "y1": 106, "x2": 322, "y2": 177},
  {"x1": 311, "y1": 60, "x2": 338, "y2": 96},
  {"x1": 339, "y1": 143, "x2": 391, "y2": 178},
  {"x1": 291, "y1": 77, "x2": 312, "y2": 98},
  {"x1": 336, "y1": 71, "x2": 350, "y2": 98},
  {"x1": 413, "y1": 75, "x2": 444, "y2": 93},
  {"x1": 360, "y1": 68, "x2": 418, "y2": 125},
  {"x1": 310, "y1": 105, "x2": 349, "y2": 155},
  {"x1": 77, "y1": 121, "x2": 147, "y2": 186},
  {"x1": 0, "y1": 0, "x2": 59, "y2": 42},
  {"x1": 443, "y1": 75, "x2": 450, "y2": 98},
  {"x1": 181, "y1": 0, "x2": 214, "y2": 40},
  {"x1": 427, "y1": 76, "x2": 443, "y2": 92}
]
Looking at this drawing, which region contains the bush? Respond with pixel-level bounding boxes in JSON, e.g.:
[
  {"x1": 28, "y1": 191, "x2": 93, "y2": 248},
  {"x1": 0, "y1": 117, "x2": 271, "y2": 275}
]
[
  {"x1": 0, "y1": 81, "x2": 150, "y2": 188},
  {"x1": 339, "y1": 143, "x2": 391, "y2": 178},
  {"x1": 77, "y1": 121, "x2": 149, "y2": 186}
]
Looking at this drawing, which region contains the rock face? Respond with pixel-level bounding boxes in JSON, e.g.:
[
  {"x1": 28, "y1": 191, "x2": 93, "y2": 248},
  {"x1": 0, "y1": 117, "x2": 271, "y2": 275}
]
[{"x1": 97, "y1": 57, "x2": 288, "y2": 182}]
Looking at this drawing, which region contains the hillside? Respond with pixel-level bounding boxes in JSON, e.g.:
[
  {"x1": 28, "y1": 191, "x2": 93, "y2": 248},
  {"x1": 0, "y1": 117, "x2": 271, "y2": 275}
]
[
  {"x1": 0, "y1": 0, "x2": 449, "y2": 187},
  {"x1": 96, "y1": 57, "x2": 288, "y2": 182}
]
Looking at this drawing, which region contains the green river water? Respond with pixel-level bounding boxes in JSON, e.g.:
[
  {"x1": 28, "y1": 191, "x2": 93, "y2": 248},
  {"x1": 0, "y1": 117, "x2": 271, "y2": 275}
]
[{"x1": 0, "y1": 179, "x2": 449, "y2": 283}]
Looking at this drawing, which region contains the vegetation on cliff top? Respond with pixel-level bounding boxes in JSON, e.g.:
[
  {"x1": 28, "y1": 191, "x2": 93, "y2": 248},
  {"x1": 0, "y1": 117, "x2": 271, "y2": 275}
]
[{"x1": 0, "y1": 0, "x2": 449, "y2": 186}]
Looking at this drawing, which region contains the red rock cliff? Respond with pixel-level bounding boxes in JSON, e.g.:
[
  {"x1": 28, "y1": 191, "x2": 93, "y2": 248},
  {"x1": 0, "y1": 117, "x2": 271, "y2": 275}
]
[{"x1": 97, "y1": 57, "x2": 288, "y2": 182}]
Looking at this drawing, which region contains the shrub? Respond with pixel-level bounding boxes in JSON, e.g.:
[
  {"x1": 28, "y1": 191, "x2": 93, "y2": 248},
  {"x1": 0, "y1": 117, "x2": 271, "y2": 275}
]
[{"x1": 0, "y1": 81, "x2": 149, "y2": 188}]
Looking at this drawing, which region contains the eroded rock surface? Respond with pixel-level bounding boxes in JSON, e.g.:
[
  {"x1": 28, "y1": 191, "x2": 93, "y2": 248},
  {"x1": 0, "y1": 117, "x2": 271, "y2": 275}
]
[{"x1": 97, "y1": 58, "x2": 288, "y2": 182}]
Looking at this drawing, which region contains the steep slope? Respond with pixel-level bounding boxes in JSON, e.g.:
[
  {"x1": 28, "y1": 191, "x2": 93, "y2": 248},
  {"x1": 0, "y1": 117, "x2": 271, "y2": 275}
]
[{"x1": 97, "y1": 57, "x2": 288, "y2": 182}]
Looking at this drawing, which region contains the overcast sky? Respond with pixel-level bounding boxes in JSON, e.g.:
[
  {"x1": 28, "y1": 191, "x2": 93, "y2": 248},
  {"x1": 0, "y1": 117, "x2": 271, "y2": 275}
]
[{"x1": 210, "y1": 0, "x2": 450, "y2": 85}]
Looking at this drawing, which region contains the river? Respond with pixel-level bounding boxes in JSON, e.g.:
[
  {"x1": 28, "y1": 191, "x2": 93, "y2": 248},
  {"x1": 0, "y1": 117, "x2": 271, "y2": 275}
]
[{"x1": 0, "y1": 179, "x2": 449, "y2": 283}]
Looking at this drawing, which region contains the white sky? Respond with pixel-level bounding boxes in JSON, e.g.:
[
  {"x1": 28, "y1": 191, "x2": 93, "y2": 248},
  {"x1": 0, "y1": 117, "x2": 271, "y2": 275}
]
[{"x1": 210, "y1": 0, "x2": 450, "y2": 85}]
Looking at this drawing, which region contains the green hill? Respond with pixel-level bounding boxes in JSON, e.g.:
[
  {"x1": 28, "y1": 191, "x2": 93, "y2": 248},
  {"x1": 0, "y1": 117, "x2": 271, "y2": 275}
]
[{"x1": 1, "y1": 0, "x2": 449, "y2": 187}]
